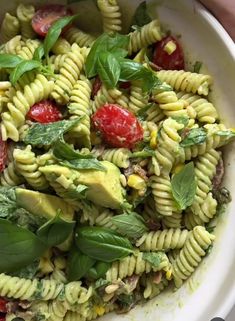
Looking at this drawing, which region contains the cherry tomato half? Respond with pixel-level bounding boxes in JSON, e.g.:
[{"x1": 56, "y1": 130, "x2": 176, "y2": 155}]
[
  {"x1": 32, "y1": 5, "x2": 72, "y2": 37},
  {"x1": 153, "y1": 36, "x2": 184, "y2": 70},
  {"x1": 92, "y1": 104, "x2": 143, "y2": 148},
  {"x1": 91, "y1": 77, "x2": 102, "y2": 99},
  {"x1": 27, "y1": 100, "x2": 62, "y2": 123},
  {"x1": 0, "y1": 298, "x2": 7, "y2": 313},
  {"x1": 0, "y1": 137, "x2": 7, "y2": 173}
]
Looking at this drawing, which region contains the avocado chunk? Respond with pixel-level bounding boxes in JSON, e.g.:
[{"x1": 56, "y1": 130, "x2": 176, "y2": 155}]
[
  {"x1": 39, "y1": 161, "x2": 124, "y2": 209},
  {"x1": 15, "y1": 188, "x2": 74, "y2": 221}
]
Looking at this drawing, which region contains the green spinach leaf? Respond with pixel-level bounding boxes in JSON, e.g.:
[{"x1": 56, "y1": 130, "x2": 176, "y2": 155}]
[
  {"x1": 53, "y1": 137, "x2": 93, "y2": 160},
  {"x1": 97, "y1": 52, "x2": 120, "y2": 88},
  {"x1": 131, "y1": 1, "x2": 152, "y2": 28},
  {"x1": 63, "y1": 185, "x2": 88, "y2": 200},
  {"x1": 193, "y1": 61, "x2": 202, "y2": 73},
  {"x1": 215, "y1": 130, "x2": 235, "y2": 139},
  {"x1": 86, "y1": 261, "x2": 111, "y2": 280},
  {"x1": 0, "y1": 219, "x2": 47, "y2": 273},
  {"x1": 60, "y1": 158, "x2": 106, "y2": 171},
  {"x1": 142, "y1": 252, "x2": 163, "y2": 268},
  {"x1": 180, "y1": 128, "x2": 207, "y2": 147},
  {"x1": 130, "y1": 146, "x2": 155, "y2": 158},
  {"x1": 10, "y1": 60, "x2": 42, "y2": 85},
  {"x1": 111, "y1": 213, "x2": 148, "y2": 239},
  {"x1": 37, "y1": 212, "x2": 75, "y2": 247},
  {"x1": 33, "y1": 44, "x2": 45, "y2": 61},
  {"x1": 172, "y1": 116, "x2": 189, "y2": 127},
  {"x1": 0, "y1": 187, "x2": 17, "y2": 218},
  {"x1": 0, "y1": 54, "x2": 23, "y2": 68},
  {"x1": 23, "y1": 118, "x2": 83, "y2": 146},
  {"x1": 171, "y1": 162, "x2": 196, "y2": 210},
  {"x1": 67, "y1": 247, "x2": 96, "y2": 281},
  {"x1": 75, "y1": 226, "x2": 133, "y2": 262}
]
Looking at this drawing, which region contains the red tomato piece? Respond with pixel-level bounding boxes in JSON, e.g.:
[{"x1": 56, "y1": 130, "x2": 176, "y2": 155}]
[
  {"x1": 27, "y1": 100, "x2": 62, "y2": 123},
  {"x1": 153, "y1": 36, "x2": 184, "y2": 70},
  {"x1": 92, "y1": 104, "x2": 143, "y2": 148},
  {"x1": 91, "y1": 77, "x2": 102, "y2": 99},
  {"x1": 32, "y1": 5, "x2": 72, "y2": 37},
  {"x1": 0, "y1": 137, "x2": 7, "y2": 173},
  {"x1": 119, "y1": 81, "x2": 131, "y2": 90},
  {"x1": 0, "y1": 298, "x2": 7, "y2": 313},
  {"x1": 0, "y1": 316, "x2": 5, "y2": 321}
]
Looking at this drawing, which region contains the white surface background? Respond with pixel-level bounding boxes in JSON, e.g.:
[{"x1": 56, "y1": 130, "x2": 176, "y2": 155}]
[{"x1": 227, "y1": 306, "x2": 235, "y2": 320}]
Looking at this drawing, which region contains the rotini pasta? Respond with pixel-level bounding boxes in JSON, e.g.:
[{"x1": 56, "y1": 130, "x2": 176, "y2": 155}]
[
  {"x1": 97, "y1": 0, "x2": 122, "y2": 33},
  {"x1": 92, "y1": 147, "x2": 131, "y2": 168},
  {"x1": 128, "y1": 81, "x2": 149, "y2": 114},
  {"x1": 16, "y1": 4, "x2": 36, "y2": 40},
  {"x1": 92, "y1": 85, "x2": 122, "y2": 113},
  {"x1": 0, "y1": 13, "x2": 20, "y2": 43},
  {"x1": 64, "y1": 27, "x2": 95, "y2": 47}
]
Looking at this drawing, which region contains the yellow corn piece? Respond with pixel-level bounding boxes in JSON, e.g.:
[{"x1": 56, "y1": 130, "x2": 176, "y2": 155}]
[
  {"x1": 133, "y1": 48, "x2": 147, "y2": 63},
  {"x1": 166, "y1": 269, "x2": 172, "y2": 280},
  {"x1": 127, "y1": 174, "x2": 146, "y2": 190},
  {"x1": 163, "y1": 40, "x2": 177, "y2": 55},
  {"x1": 172, "y1": 163, "x2": 184, "y2": 174},
  {"x1": 94, "y1": 306, "x2": 105, "y2": 316},
  {"x1": 230, "y1": 128, "x2": 235, "y2": 133},
  {"x1": 150, "y1": 130, "x2": 158, "y2": 149}
]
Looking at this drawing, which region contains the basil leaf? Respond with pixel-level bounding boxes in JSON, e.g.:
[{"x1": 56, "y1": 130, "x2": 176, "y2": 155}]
[
  {"x1": 75, "y1": 226, "x2": 133, "y2": 262},
  {"x1": 44, "y1": 15, "x2": 79, "y2": 56},
  {"x1": 37, "y1": 212, "x2": 75, "y2": 247},
  {"x1": 193, "y1": 61, "x2": 202, "y2": 73},
  {"x1": 86, "y1": 261, "x2": 111, "y2": 280},
  {"x1": 97, "y1": 52, "x2": 120, "y2": 89},
  {"x1": 67, "y1": 247, "x2": 96, "y2": 281},
  {"x1": 0, "y1": 54, "x2": 23, "y2": 68},
  {"x1": 0, "y1": 187, "x2": 17, "y2": 218},
  {"x1": 0, "y1": 219, "x2": 47, "y2": 273},
  {"x1": 180, "y1": 128, "x2": 207, "y2": 147},
  {"x1": 130, "y1": 147, "x2": 155, "y2": 158},
  {"x1": 171, "y1": 162, "x2": 196, "y2": 210},
  {"x1": 215, "y1": 130, "x2": 235, "y2": 139},
  {"x1": 142, "y1": 252, "x2": 163, "y2": 268},
  {"x1": 172, "y1": 116, "x2": 189, "y2": 127},
  {"x1": 94, "y1": 278, "x2": 110, "y2": 289},
  {"x1": 85, "y1": 33, "x2": 129, "y2": 78},
  {"x1": 53, "y1": 137, "x2": 94, "y2": 160},
  {"x1": 10, "y1": 60, "x2": 42, "y2": 85},
  {"x1": 60, "y1": 159, "x2": 106, "y2": 171},
  {"x1": 33, "y1": 44, "x2": 45, "y2": 61},
  {"x1": 63, "y1": 184, "x2": 88, "y2": 200},
  {"x1": 23, "y1": 118, "x2": 83, "y2": 146},
  {"x1": 10, "y1": 260, "x2": 39, "y2": 279},
  {"x1": 111, "y1": 213, "x2": 148, "y2": 239},
  {"x1": 131, "y1": 1, "x2": 152, "y2": 28}
]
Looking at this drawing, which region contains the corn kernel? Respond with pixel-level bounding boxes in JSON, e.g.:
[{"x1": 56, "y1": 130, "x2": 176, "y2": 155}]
[
  {"x1": 150, "y1": 130, "x2": 158, "y2": 149},
  {"x1": 166, "y1": 269, "x2": 172, "y2": 280},
  {"x1": 94, "y1": 306, "x2": 105, "y2": 316},
  {"x1": 163, "y1": 40, "x2": 177, "y2": 55},
  {"x1": 127, "y1": 174, "x2": 146, "y2": 190},
  {"x1": 172, "y1": 163, "x2": 184, "y2": 174}
]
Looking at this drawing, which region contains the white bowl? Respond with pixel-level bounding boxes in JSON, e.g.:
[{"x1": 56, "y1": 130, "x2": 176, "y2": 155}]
[{"x1": 2, "y1": 0, "x2": 235, "y2": 320}]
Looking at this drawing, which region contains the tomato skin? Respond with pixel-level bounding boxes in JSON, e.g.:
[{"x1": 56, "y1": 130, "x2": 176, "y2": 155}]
[
  {"x1": 0, "y1": 316, "x2": 5, "y2": 321},
  {"x1": 91, "y1": 77, "x2": 102, "y2": 99},
  {"x1": 0, "y1": 137, "x2": 7, "y2": 173},
  {"x1": 32, "y1": 5, "x2": 72, "y2": 37},
  {"x1": 119, "y1": 81, "x2": 131, "y2": 90},
  {"x1": 0, "y1": 298, "x2": 7, "y2": 313},
  {"x1": 27, "y1": 100, "x2": 62, "y2": 123},
  {"x1": 92, "y1": 104, "x2": 143, "y2": 148},
  {"x1": 153, "y1": 36, "x2": 184, "y2": 70}
]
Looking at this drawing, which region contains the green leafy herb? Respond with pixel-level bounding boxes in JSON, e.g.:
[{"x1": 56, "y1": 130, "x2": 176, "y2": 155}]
[
  {"x1": 215, "y1": 130, "x2": 235, "y2": 139},
  {"x1": 63, "y1": 185, "x2": 88, "y2": 200},
  {"x1": 0, "y1": 187, "x2": 17, "y2": 217},
  {"x1": 0, "y1": 219, "x2": 47, "y2": 273},
  {"x1": 44, "y1": 15, "x2": 79, "y2": 57},
  {"x1": 0, "y1": 54, "x2": 23, "y2": 68},
  {"x1": 130, "y1": 146, "x2": 155, "y2": 158},
  {"x1": 97, "y1": 52, "x2": 121, "y2": 88},
  {"x1": 137, "y1": 103, "x2": 154, "y2": 120},
  {"x1": 111, "y1": 212, "x2": 148, "y2": 239},
  {"x1": 171, "y1": 162, "x2": 196, "y2": 210},
  {"x1": 193, "y1": 61, "x2": 202, "y2": 73},
  {"x1": 94, "y1": 278, "x2": 110, "y2": 289},
  {"x1": 53, "y1": 137, "x2": 93, "y2": 160},
  {"x1": 75, "y1": 226, "x2": 133, "y2": 262},
  {"x1": 23, "y1": 118, "x2": 83, "y2": 146},
  {"x1": 86, "y1": 261, "x2": 111, "y2": 280},
  {"x1": 33, "y1": 44, "x2": 45, "y2": 61},
  {"x1": 180, "y1": 128, "x2": 207, "y2": 147},
  {"x1": 85, "y1": 33, "x2": 129, "y2": 78},
  {"x1": 67, "y1": 247, "x2": 96, "y2": 281},
  {"x1": 60, "y1": 158, "x2": 106, "y2": 171},
  {"x1": 131, "y1": 1, "x2": 152, "y2": 28},
  {"x1": 142, "y1": 252, "x2": 163, "y2": 267},
  {"x1": 172, "y1": 116, "x2": 189, "y2": 127},
  {"x1": 37, "y1": 211, "x2": 75, "y2": 247},
  {"x1": 10, "y1": 60, "x2": 42, "y2": 85},
  {"x1": 10, "y1": 260, "x2": 39, "y2": 279}
]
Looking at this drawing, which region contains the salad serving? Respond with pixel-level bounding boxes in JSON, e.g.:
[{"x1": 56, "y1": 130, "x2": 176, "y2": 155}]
[{"x1": 0, "y1": 1, "x2": 233, "y2": 320}]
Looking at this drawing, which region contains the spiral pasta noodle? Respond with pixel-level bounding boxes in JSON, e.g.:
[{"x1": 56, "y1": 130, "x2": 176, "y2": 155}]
[
  {"x1": 64, "y1": 27, "x2": 95, "y2": 47},
  {"x1": 128, "y1": 81, "x2": 149, "y2": 114},
  {"x1": 92, "y1": 85, "x2": 122, "y2": 113},
  {"x1": 68, "y1": 78, "x2": 92, "y2": 147},
  {"x1": 93, "y1": 147, "x2": 131, "y2": 168},
  {"x1": 106, "y1": 251, "x2": 169, "y2": 282},
  {"x1": 0, "y1": 13, "x2": 20, "y2": 43},
  {"x1": 136, "y1": 229, "x2": 189, "y2": 251},
  {"x1": 30, "y1": 300, "x2": 67, "y2": 321},
  {"x1": 64, "y1": 303, "x2": 116, "y2": 321},
  {"x1": 145, "y1": 102, "x2": 165, "y2": 123},
  {"x1": 51, "y1": 44, "x2": 85, "y2": 105},
  {"x1": 1, "y1": 74, "x2": 54, "y2": 141},
  {"x1": 177, "y1": 91, "x2": 218, "y2": 123},
  {"x1": 0, "y1": 161, "x2": 24, "y2": 186},
  {"x1": 157, "y1": 70, "x2": 213, "y2": 96},
  {"x1": 51, "y1": 37, "x2": 71, "y2": 55},
  {"x1": 3, "y1": 35, "x2": 22, "y2": 55},
  {"x1": 50, "y1": 54, "x2": 68, "y2": 73},
  {"x1": 13, "y1": 145, "x2": 49, "y2": 190},
  {"x1": 97, "y1": 0, "x2": 122, "y2": 33},
  {"x1": 162, "y1": 212, "x2": 183, "y2": 229},
  {"x1": 16, "y1": 39, "x2": 41, "y2": 60},
  {"x1": 141, "y1": 275, "x2": 168, "y2": 299},
  {"x1": 16, "y1": 4, "x2": 36, "y2": 40},
  {"x1": 128, "y1": 20, "x2": 162, "y2": 55}
]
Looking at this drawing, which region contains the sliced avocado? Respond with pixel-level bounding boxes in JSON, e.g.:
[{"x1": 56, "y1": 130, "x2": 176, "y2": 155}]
[
  {"x1": 15, "y1": 188, "x2": 74, "y2": 221},
  {"x1": 39, "y1": 161, "x2": 124, "y2": 209}
]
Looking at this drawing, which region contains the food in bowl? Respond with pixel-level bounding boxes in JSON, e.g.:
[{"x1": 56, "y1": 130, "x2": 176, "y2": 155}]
[{"x1": 0, "y1": 1, "x2": 233, "y2": 320}]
